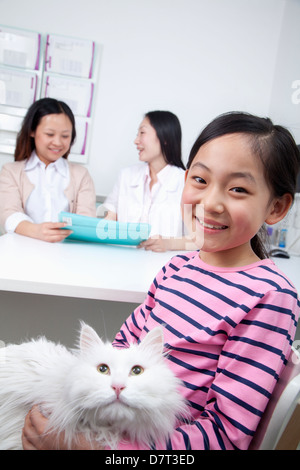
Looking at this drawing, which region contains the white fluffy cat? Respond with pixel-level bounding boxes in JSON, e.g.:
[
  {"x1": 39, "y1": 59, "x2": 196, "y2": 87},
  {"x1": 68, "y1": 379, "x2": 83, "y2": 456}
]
[{"x1": 0, "y1": 323, "x2": 187, "y2": 450}]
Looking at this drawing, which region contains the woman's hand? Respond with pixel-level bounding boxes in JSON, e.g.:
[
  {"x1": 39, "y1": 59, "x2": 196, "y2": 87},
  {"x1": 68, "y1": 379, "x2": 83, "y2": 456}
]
[
  {"x1": 139, "y1": 235, "x2": 197, "y2": 252},
  {"x1": 22, "y1": 406, "x2": 101, "y2": 450},
  {"x1": 15, "y1": 221, "x2": 72, "y2": 243},
  {"x1": 138, "y1": 235, "x2": 170, "y2": 252}
]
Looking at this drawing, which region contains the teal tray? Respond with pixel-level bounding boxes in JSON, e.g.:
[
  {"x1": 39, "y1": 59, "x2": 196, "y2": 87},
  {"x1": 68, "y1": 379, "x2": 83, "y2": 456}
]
[{"x1": 59, "y1": 212, "x2": 151, "y2": 245}]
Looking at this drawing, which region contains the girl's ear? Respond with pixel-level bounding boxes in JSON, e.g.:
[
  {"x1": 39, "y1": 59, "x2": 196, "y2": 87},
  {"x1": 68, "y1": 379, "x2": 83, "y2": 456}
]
[
  {"x1": 265, "y1": 193, "x2": 293, "y2": 226},
  {"x1": 184, "y1": 169, "x2": 189, "y2": 182}
]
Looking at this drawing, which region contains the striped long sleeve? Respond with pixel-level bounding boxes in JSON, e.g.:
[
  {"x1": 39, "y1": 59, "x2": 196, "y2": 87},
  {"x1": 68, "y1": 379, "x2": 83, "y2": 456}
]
[{"x1": 113, "y1": 252, "x2": 300, "y2": 450}]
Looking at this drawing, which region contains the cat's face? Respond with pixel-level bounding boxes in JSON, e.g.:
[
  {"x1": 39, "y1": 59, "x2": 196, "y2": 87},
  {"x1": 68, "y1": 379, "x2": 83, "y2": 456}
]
[{"x1": 64, "y1": 325, "x2": 176, "y2": 425}]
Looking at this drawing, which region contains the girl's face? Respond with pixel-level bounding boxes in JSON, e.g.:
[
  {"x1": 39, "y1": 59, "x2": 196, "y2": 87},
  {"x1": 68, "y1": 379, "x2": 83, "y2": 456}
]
[
  {"x1": 181, "y1": 133, "x2": 280, "y2": 267},
  {"x1": 31, "y1": 113, "x2": 73, "y2": 167},
  {"x1": 134, "y1": 117, "x2": 164, "y2": 167}
]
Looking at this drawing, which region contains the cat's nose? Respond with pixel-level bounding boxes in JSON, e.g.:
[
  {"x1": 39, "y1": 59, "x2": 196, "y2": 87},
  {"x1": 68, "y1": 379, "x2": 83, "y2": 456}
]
[{"x1": 112, "y1": 385, "x2": 125, "y2": 398}]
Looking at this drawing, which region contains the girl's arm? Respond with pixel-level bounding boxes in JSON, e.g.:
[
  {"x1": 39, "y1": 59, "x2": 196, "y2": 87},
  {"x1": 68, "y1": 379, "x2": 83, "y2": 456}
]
[
  {"x1": 22, "y1": 289, "x2": 297, "y2": 450},
  {"x1": 23, "y1": 257, "x2": 299, "y2": 450},
  {"x1": 114, "y1": 288, "x2": 298, "y2": 450}
]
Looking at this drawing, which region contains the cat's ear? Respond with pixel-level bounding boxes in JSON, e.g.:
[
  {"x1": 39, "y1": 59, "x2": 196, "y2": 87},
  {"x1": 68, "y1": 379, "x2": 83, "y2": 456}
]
[
  {"x1": 139, "y1": 327, "x2": 164, "y2": 356},
  {"x1": 79, "y1": 322, "x2": 103, "y2": 353}
]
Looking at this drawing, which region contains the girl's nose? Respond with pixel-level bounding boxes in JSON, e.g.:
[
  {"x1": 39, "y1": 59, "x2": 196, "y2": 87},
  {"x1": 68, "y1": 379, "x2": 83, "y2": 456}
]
[{"x1": 202, "y1": 187, "x2": 224, "y2": 214}]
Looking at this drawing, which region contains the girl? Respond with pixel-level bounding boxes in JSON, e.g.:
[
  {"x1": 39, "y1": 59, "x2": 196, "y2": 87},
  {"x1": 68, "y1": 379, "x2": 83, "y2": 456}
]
[
  {"x1": 22, "y1": 112, "x2": 300, "y2": 450},
  {"x1": 103, "y1": 111, "x2": 193, "y2": 252},
  {"x1": 0, "y1": 98, "x2": 96, "y2": 242}
]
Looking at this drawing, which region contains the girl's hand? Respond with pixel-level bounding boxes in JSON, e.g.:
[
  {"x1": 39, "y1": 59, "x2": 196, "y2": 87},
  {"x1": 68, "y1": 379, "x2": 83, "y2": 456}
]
[
  {"x1": 22, "y1": 406, "x2": 61, "y2": 450},
  {"x1": 15, "y1": 221, "x2": 72, "y2": 243},
  {"x1": 22, "y1": 406, "x2": 101, "y2": 450}
]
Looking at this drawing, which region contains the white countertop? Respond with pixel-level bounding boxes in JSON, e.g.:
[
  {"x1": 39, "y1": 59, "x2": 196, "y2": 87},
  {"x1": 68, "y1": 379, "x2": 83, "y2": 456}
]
[
  {"x1": 0, "y1": 233, "x2": 175, "y2": 303},
  {"x1": 0, "y1": 233, "x2": 299, "y2": 303}
]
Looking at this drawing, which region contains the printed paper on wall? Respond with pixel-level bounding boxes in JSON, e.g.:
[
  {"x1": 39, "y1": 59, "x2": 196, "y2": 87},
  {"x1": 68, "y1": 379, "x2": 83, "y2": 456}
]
[
  {"x1": 0, "y1": 69, "x2": 38, "y2": 108},
  {"x1": 71, "y1": 119, "x2": 88, "y2": 155},
  {"x1": 43, "y1": 75, "x2": 94, "y2": 117},
  {"x1": 0, "y1": 26, "x2": 41, "y2": 70},
  {"x1": 45, "y1": 34, "x2": 95, "y2": 78}
]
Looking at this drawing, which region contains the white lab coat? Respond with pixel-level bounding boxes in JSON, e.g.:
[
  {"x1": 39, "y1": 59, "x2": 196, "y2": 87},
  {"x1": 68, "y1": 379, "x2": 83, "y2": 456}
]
[{"x1": 103, "y1": 163, "x2": 186, "y2": 237}]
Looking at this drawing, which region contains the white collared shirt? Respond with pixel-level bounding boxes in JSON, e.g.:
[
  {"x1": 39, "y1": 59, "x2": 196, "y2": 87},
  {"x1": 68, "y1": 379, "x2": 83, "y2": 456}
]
[
  {"x1": 5, "y1": 152, "x2": 70, "y2": 233},
  {"x1": 140, "y1": 164, "x2": 172, "y2": 223},
  {"x1": 104, "y1": 163, "x2": 186, "y2": 237}
]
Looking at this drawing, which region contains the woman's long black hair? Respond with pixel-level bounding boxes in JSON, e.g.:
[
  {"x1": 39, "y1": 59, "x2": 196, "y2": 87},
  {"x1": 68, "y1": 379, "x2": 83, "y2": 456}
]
[{"x1": 145, "y1": 110, "x2": 185, "y2": 170}]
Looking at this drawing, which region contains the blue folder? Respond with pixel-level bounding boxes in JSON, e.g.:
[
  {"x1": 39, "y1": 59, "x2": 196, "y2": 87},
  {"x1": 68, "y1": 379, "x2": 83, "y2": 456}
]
[{"x1": 59, "y1": 212, "x2": 151, "y2": 245}]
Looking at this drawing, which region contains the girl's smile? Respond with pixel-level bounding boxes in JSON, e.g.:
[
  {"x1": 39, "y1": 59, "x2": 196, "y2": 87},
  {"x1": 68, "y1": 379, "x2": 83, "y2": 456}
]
[
  {"x1": 196, "y1": 216, "x2": 228, "y2": 231},
  {"x1": 181, "y1": 133, "x2": 284, "y2": 267}
]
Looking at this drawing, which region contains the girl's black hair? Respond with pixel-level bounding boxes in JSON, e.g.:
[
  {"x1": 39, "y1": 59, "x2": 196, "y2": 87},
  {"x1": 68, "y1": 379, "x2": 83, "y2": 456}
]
[
  {"x1": 145, "y1": 110, "x2": 185, "y2": 170},
  {"x1": 187, "y1": 111, "x2": 300, "y2": 259},
  {"x1": 15, "y1": 98, "x2": 76, "y2": 161}
]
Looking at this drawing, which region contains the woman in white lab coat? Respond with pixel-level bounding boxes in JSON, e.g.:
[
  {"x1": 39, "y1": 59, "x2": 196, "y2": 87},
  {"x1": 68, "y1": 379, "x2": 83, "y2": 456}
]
[{"x1": 102, "y1": 111, "x2": 194, "y2": 251}]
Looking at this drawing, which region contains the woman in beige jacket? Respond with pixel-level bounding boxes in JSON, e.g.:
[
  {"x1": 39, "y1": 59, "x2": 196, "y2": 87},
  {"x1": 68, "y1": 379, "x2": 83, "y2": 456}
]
[{"x1": 0, "y1": 98, "x2": 96, "y2": 242}]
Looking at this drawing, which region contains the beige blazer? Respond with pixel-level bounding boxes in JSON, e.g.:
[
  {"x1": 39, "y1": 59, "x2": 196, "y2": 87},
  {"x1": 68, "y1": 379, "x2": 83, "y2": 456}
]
[{"x1": 0, "y1": 160, "x2": 96, "y2": 229}]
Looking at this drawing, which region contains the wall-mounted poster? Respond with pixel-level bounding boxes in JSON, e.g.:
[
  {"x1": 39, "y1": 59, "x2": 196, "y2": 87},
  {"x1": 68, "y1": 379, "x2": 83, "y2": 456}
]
[
  {"x1": 0, "y1": 26, "x2": 41, "y2": 70},
  {"x1": 0, "y1": 113, "x2": 23, "y2": 154},
  {"x1": 45, "y1": 34, "x2": 95, "y2": 78},
  {"x1": 43, "y1": 75, "x2": 94, "y2": 117},
  {"x1": 0, "y1": 26, "x2": 98, "y2": 163},
  {"x1": 71, "y1": 119, "x2": 88, "y2": 155},
  {"x1": 0, "y1": 69, "x2": 38, "y2": 108}
]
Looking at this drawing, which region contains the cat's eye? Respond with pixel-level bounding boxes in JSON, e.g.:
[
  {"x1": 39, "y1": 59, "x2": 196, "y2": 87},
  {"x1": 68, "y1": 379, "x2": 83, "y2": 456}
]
[
  {"x1": 97, "y1": 363, "x2": 110, "y2": 375},
  {"x1": 130, "y1": 365, "x2": 144, "y2": 376}
]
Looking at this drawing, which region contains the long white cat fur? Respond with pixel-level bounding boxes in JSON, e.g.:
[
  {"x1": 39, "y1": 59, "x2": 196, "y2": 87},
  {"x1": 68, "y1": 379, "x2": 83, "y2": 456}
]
[{"x1": 0, "y1": 323, "x2": 187, "y2": 450}]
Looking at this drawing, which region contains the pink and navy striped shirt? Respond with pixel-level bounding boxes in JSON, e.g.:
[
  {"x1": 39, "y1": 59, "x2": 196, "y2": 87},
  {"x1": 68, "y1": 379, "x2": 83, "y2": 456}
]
[{"x1": 113, "y1": 251, "x2": 299, "y2": 450}]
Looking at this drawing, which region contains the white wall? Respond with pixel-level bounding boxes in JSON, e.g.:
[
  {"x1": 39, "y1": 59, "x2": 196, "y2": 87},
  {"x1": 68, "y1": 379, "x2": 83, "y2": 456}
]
[
  {"x1": 0, "y1": 0, "x2": 292, "y2": 197},
  {"x1": 269, "y1": 0, "x2": 300, "y2": 143}
]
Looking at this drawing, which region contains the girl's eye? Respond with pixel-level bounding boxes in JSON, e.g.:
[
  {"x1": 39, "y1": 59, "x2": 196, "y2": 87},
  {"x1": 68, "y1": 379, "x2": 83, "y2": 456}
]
[
  {"x1": 231, "y1": 187, "x2": 247, "y2": 193},
  {"x1": 97, "y1": 363, "x2": 110, "y2": 375},
  {"x1": 130, "y1": 365, "x2": 144, "y2": 376},
  {"x1": 193, "y1": 176, "x2": 206, "y2": 184}
]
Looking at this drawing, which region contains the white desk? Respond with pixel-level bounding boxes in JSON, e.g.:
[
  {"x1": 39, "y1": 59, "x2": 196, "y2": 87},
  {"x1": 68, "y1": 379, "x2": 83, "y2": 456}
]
[
  {"x1": 0, "y1": 233, "x2": 299, "y2": 346},
  {"x1": 1, "y1": 233, "x2": 299, "y2": 302},
  {"x1": 0, "y1": 233, "x2": 176, "y2": 304}
]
